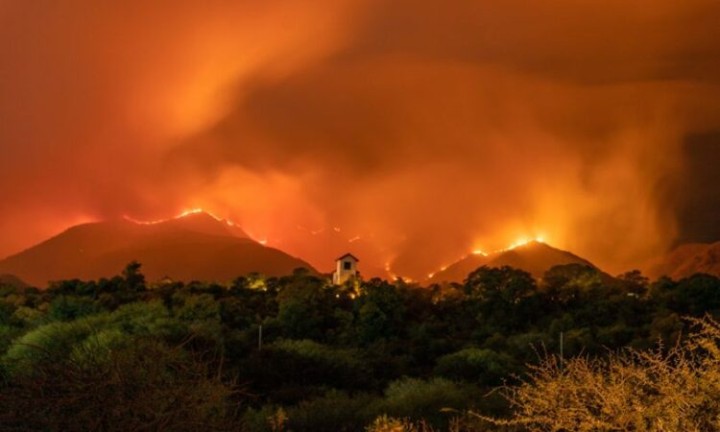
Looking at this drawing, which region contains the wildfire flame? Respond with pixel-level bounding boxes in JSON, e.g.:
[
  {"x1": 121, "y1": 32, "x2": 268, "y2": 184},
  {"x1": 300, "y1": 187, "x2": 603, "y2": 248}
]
[
  {"x1": 505, "y1": 236, "x2": 546, "y2": 251},
  {"x1": 472, "y1": 235, "x2": 547, "y2": 257},
  {"x1": 124, "y1": 208, "x2": 275, "y2": 246},
  {"x1": 123, "y1": 208, "x2": 238, "y2": 226},
  {"x1": 428, "y1": 234, "x2": 550, "y2": 280}
]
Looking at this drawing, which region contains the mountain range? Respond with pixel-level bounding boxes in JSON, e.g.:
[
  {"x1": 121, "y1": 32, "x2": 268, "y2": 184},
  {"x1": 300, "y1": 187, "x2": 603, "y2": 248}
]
[
  {"x1": 0, "y1": 212, "x2": 314, "y2": 287},
  {"x1": 2, "y1": 212, "x2": 720, "y2": 288}
]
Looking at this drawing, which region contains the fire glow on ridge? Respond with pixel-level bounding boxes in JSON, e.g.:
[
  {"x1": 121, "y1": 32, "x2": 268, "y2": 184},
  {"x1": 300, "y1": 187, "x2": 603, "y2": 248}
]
[
  {"x1": 123, "y1": 208, "x2": 275, "y2": 246},
  {"x1": 473, "y1": 234, "x2": 547, "y2": 256},
  {"x1": 122, "y1": 208, "x2": 236, "y2": 226},
  {"x1": 506, "y1": 236, "x2": 545, "y2": 251},
  {"x1": 428, "y1": 234, "x2": 550, "y2": 280}
]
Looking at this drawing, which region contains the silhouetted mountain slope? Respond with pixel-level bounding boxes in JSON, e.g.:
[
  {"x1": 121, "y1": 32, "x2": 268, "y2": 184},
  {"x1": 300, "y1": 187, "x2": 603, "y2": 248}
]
[
  {"x1": 429, "y1": 241, "x2": 599, "y2": 283},
  {"x1": 648, "y1": 242, "x2": 720, "y2": 280},
  {"x1": 0, "y1": 212, "x2": 313, "y2": 287}
]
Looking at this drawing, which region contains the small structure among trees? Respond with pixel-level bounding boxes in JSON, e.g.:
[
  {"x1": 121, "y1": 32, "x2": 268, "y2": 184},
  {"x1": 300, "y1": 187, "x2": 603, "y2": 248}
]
[{"x1": 333, "y1": 253, "x2": 359, "y2": 285}]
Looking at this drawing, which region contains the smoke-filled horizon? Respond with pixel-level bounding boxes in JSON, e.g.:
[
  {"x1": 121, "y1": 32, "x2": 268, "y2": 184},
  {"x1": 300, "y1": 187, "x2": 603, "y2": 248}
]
[{"x1": 1, "y1": 1, "x2": 720, "y2": 278}]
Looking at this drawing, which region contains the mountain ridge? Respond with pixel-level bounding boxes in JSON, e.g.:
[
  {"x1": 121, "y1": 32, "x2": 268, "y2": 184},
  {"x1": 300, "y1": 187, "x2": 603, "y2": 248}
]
[
  {"x1": 428, "y1": 241, "x2": 600, "y2": 283},
  {"x1": 0, "y1": 212, "x2": 314, "y2": 287}
]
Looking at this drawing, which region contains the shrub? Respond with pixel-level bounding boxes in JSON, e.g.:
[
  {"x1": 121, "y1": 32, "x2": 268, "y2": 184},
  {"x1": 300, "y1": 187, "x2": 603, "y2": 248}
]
[
  {"x1": 0, "y1": 339, "x2": 237, "y2": 431},
  {"x1": 242, "y1": 405, "x2": 286, "y2": 432},
  {"x1": 286, "y1": 390, "x2": 381, "y2": 432},
  {"x1": 382, "y1": 378, "x2": 477, "y2": 428},
  {"x1": 435, "y1": 348, "x2": 516, "y2": 385},
  {"x1": 48, "y1": 295, "x2": 100, "y2": 321},
  {"x1": 483, "y1": 316, "x2": 720, "y2": 431},
  {"x1": 242, "y1": 339, "x2": 372, "y2": 401}
]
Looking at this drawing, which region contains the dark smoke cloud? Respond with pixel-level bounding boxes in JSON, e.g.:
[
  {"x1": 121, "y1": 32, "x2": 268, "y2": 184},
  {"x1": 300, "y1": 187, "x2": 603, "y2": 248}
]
[{"x1": 1, "y1": 0, "x2": 720, "y2": 279}]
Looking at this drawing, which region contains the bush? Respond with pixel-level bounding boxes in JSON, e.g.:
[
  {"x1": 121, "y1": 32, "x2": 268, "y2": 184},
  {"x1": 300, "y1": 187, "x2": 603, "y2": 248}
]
[
  {"x1": 0, "y1": 325, "x2": 20, "y2": 356},
  {"x1": 434, "y1": 348, "x2": 516, "y2": 385},
  {"x1": 2, "y1": 301, "x2": 186, "y2": 375},
  {"x1": 381, "y1": 378, "x2": 477, "y2": 428},
  {"x1": 242, "y1": 405, "x2": 287, "y2": 432},
  {"x1": 286, "y1": 390, "x2": 381, "y2": 432},
  {"x1": 48, "y1": 295, "x2": 100, "y2": 321},
  {"x1": 242, "y1": 339, "x2": 373, "y2": 401},
  {"x1": 2, "y1": 315, "x2": 109, "y2": 374},
  {"x1": 486, "y1": 316, "x2": 720, "y2": 431},
  {"x1": 0, "y1": 338, "x2": 237, "y2": 431}
]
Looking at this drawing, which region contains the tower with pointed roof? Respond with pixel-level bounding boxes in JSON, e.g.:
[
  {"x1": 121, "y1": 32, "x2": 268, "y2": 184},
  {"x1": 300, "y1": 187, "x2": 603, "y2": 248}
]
[{"x1": 333, "y1": 253, "x2": 359, "y2": 285}]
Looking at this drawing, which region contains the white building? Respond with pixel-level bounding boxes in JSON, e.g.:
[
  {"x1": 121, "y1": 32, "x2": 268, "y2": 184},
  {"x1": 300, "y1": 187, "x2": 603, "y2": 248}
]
[{"x1": 333, "y1": 253, "x2": 359, "y2": 285}]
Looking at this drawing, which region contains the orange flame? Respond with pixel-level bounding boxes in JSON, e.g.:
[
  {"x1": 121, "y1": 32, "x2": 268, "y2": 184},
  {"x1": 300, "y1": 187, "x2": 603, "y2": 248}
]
[{"x1": 123, "y1": 207, "x2": 236, "y2": 226}]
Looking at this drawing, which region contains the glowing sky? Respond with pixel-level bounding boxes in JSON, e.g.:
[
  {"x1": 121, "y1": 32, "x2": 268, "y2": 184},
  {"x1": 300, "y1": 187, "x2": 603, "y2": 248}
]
[{"x1": 1, "y1": 0, "x2": 720, "y2": 279}]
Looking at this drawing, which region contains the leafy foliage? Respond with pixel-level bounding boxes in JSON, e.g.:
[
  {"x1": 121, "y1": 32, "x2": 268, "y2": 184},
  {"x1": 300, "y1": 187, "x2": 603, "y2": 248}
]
[{"x1": 1, "y1": 261, "x2": 720, "y2": 431}]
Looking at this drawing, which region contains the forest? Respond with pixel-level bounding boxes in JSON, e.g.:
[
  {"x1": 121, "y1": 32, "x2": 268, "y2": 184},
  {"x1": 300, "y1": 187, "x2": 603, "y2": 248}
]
[{"x1": 2, "y1": 262, "x2": 720, "y2": 431}]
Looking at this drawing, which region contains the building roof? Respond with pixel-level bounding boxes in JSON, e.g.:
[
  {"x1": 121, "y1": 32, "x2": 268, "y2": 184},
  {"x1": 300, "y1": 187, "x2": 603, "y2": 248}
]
[{"x1": 336, "y1": 253, "x2": 360, "y2": 262}]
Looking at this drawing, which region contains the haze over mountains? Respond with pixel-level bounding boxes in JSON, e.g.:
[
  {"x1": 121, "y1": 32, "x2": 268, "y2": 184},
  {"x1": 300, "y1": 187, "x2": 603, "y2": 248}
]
[{"x1": 0, "y1": 212, "x2": 314, "y2": 287}]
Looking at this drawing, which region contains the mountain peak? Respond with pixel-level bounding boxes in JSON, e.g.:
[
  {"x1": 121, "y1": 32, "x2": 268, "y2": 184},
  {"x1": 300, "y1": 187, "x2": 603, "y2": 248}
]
[
  {"x1": 505, "y1": 239, "x2": 548, "y2": 251},
  {"x1": 0, "y1": 212, "x2": 311, "y2": 287},
  {"x1": 429, "y1": 241, "x2": 598, "y2": 283}
]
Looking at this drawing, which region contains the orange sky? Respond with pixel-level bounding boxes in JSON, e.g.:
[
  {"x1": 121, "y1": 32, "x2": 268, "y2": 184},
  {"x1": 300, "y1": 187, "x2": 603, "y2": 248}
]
[{"x1": 1, "y1": 0, "x2": 720, "y2": 279}]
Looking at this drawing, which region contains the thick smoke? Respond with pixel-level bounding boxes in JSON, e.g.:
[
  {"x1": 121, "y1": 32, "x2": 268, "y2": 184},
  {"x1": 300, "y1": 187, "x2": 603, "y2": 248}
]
[{"x1": 1, "y1": 0, "x2": 719, "y2": 278}]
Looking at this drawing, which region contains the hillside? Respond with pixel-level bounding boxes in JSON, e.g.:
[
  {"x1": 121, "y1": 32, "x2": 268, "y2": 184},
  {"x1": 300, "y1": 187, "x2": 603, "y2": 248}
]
[
  {"x1": 429, "y1": 241, "x2": 599, "y2": 283},
  {"x1": 648, "y1": 242, "x2": 720, "y2": 280},
  {"x1": 0, "y1": 212, "x2": 314, "y2": 287}
]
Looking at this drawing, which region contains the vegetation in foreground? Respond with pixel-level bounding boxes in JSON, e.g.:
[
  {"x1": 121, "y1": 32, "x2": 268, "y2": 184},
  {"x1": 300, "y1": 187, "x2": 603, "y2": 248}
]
[{"x1": 2, "y1": 262, "x2": 720, "y2": 431}]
